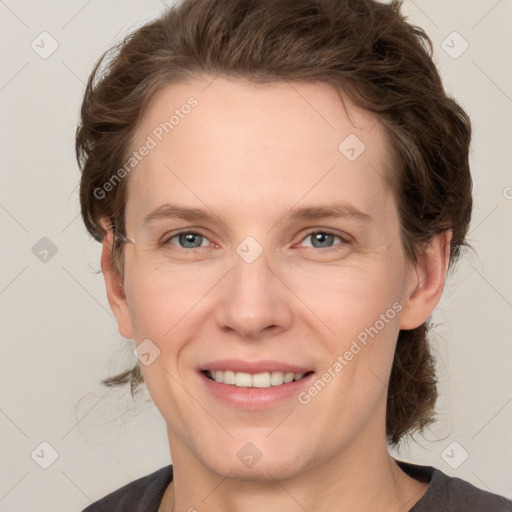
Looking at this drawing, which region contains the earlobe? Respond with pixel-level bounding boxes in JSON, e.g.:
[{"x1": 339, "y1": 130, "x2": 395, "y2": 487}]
[
  {"x1": 100, "y1": 219, "x2": 134, "y2": 340},
  {"x1": 398, "y1": 230, "x2": 452, "y2": 330}
]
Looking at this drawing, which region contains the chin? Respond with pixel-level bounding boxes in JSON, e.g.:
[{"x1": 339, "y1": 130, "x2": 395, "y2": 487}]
[{"x1": 198, "y1": 440, "x2": 309, "y2": 482}]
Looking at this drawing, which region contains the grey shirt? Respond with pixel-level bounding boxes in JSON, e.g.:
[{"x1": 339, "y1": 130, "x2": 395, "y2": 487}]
[{"x1": 81, "y1": 459, "x2": 512, "y2": 511}]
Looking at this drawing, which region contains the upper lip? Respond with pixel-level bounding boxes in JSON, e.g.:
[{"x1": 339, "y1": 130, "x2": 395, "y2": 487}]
[{"x1": 200, "y1": 359, "x2": 313, "y2": 374}]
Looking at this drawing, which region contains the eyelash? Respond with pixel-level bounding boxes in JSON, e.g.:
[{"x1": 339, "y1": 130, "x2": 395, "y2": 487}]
[{"x1": 160, "y1": 229, "x2": 350, "y2": 251}]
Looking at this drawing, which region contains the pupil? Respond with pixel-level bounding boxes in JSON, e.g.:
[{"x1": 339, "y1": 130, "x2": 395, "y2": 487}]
[
  {"x1": 313, "y1": 233, "x2": 332, "y2": 248},
  {"x1": 181, "y1": 233, "x2": 201, "y2": 248}
]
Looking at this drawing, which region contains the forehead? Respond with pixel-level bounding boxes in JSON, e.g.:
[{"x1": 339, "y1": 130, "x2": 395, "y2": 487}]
[
  {"x1": 132, "y1": 76, "x2": 388, "y2": 155},
  {"x1": 125, "y1": 76, "x2": 396, "y2": 230}
]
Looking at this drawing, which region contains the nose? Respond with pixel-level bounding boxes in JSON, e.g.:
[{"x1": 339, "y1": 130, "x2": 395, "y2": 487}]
[{"x1": 214, "y1": 243, "x2": 293, "y2": 340}]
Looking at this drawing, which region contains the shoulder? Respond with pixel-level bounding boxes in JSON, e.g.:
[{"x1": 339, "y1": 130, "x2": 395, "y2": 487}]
[
  {"x1": 395, "y1": 459, "x2": 512, "y2": 512},
  {"x1": 81, "y1": 464, "x2": 173, "y2": 512},
  {"x1": 421, "y1": 472, "x2": 512, "y2": 512}
]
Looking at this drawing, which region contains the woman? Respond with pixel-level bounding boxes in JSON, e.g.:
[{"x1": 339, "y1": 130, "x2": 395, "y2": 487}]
[{"x1": 76, "y1": 0, "x2": 512, "y2": 510}]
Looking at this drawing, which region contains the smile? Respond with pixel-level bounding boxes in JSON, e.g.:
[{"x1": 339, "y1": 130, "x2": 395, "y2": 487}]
[{"x1": 204, "y1": 370, "x2": 313, "y2": 388}]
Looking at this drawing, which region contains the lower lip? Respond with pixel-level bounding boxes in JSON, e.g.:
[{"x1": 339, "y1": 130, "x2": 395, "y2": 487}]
[{"x1": 200, "y1": 371, "x2": 315, "y2": 409}]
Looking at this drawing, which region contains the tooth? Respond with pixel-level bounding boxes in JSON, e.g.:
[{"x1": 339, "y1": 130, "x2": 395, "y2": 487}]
[
  {"x1": 235, "y1": 372, "x2": 252, "y2": 387},
  {"x1": 252, "y1": 372, "x2": 271, "y2": 388},
  {"x1": 270, "y1": 371, "x2": 284, "y2": 386},
  {"x1": 283, "y1": 372, "x2": 294, "y2": 383},
  {"x1": 208, "y1": 369, "x2": 309, "y2": 387},
  {"x1": 223, "y1": 370, "x2": 235, "y2": 385}
]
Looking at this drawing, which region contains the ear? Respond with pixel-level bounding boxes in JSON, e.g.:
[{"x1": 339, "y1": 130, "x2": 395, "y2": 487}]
[
  {"x1": 399, "y1": 230, "x2": 452, "y2": 330},
  {"x1": 100, "y1": 219, "x2": 134, "y2": 339}
]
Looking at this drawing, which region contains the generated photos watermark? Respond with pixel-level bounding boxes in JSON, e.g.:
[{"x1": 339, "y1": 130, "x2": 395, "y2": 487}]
[
  {"x1": 297, "y1": 301, "x2": 403, "y2": 405},
  {"x1": 93, "y1": 96, "x2": 198, "y2": 200}
]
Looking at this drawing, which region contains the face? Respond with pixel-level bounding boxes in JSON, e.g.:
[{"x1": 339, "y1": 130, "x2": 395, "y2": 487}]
[{"x1": 103, "y1": 76, "x2": 442, "y2": 480}]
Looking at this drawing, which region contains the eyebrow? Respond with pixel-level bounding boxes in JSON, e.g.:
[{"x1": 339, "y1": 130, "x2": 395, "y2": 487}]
[{"x1": 142, "y1": 202, "x2": 372, "y2": 226}]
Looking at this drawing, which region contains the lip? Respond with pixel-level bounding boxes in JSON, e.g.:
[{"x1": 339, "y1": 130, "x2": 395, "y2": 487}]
[
  {"x1": 198, "y1": 359, "x2": 315, "y2": 410},
  {"x1": 199, "y1": 359, "x2": 313, "y2": 374}
]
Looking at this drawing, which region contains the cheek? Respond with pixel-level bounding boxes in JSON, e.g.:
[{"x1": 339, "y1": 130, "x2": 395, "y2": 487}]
[
  {"x1": 296, "y1": 257, "x2": 405, "y2": 395},
  {"x1": 124, "y1": 263, "x2": 221, "y2": 337},
  {"x1": 286, "y1": 255, "x2": 405, "y2": 333}
]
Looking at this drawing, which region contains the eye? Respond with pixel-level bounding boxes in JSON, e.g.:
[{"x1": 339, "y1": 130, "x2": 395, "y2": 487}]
[
  {"x1": 161, "y1": 229, "x2": 349, "y2": 251},
  {"x1": 298, "y1": 231, "x2": 348, "y2": 250},
  {"x1": 162, "y1": 231, "x2": 212, "y2": 249}
]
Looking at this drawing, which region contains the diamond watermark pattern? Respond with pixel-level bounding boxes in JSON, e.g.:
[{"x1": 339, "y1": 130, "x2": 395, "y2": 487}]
[
  {"x1": 236, "y1": 236, "x2": 263, "y2": 264},
  {"x1": 31, "y1": 31, "x2": 59, "y2": 59},
  {"x1": 32, "y1": 237, "x2": 58, "y2": 263},
  {"x1": 338, "y1": 134, "x2": 366, "y2": 161},
  {"x1": 441, "y1": 31, "x2": 469, "y2": 59},
  {"x1": 441, "y1": 441, "x2": 469, "y2": 469},
  {"x1": 133, "y1": 338, "x2": 161, "y2": 366},
  {"x1": 31, "y1": 441, "x2": 59, "y2": 469},
  {"x1": 237, "y1": 442, "x2": 263, "y2": 468}
]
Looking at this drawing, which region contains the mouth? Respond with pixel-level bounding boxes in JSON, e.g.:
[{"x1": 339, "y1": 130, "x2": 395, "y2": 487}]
[{"x1": 202, "y1": 369, "x2": 315, "y2": 388}]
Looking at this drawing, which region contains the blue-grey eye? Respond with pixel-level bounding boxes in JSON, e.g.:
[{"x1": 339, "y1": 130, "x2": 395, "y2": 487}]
[
  {"x1": 301, "y1": 231, "x2": 343, "y2": 249},
  {"x1": 166, "y1": 232, "x2": 209, "y2": 249},
  {"x1": 179, "y1": 233, "x2": 204, "y2": 248}
]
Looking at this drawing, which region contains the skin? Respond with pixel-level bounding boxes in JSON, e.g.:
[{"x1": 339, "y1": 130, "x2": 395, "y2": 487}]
[{"x1": 100, "y1": 76, "x2": 451, "y2": 512}]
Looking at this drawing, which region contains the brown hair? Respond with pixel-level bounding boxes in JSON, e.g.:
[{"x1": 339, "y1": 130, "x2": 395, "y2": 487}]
[{"x1": 75, "y1": 0, "x2": 472, "y2": 446}]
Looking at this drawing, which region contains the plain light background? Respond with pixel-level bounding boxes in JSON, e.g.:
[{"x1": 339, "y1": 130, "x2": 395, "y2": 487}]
[{"x1": 1, "y1": 0, "x2": 511, "y2": 510}]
